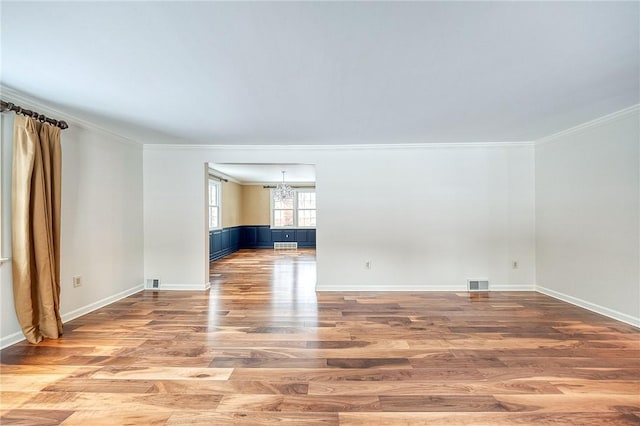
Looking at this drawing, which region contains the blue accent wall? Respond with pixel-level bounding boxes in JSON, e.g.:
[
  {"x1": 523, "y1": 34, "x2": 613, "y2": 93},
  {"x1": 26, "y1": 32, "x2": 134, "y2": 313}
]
[{"x1": 209, "y1": 226, "x2": 316, "y2": 261}]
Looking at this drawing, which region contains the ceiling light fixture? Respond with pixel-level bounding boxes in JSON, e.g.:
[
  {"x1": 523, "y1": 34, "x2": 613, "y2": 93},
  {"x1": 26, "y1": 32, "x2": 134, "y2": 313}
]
[{"x1": 274, "y1": 171, "x2": 295, "y2": 202}]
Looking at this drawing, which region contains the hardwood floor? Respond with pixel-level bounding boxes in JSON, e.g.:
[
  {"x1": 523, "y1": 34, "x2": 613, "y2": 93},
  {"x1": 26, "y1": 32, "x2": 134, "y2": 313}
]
[{"x1": 1, "y1": 248, "x2": 639, "y2": 425}]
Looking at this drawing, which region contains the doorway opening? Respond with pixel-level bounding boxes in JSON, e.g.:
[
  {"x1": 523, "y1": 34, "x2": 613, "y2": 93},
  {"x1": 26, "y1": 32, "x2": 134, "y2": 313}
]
[{"x1": 206, "y1": 163, "x2": 317, "y2": 289}]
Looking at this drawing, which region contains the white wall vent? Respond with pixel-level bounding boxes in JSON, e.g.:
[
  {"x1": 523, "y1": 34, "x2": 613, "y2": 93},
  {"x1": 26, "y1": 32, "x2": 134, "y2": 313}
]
[
  {"x1": 274, "y1": 242, "x2": 297, "y2": 250},
  {"x1": 146, "y1": 278, "x2": 160, "y2": 289},
  {"x1": 468, "y1": 279, "x2": 489, "y2": 291}
]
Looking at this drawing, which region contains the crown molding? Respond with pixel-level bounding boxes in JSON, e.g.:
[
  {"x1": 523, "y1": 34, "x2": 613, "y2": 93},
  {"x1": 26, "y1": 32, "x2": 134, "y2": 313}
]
[
  {"x1": 0, "y1": 85, "x2": 143, "y2": 147},
  {"x1": 246, "y1": 182, "x2": 315, "y2": 187},
  {"x1": 143, "y1": 140, "x2": 535, "y2": 152},
  {"x1": 536, "y1": 104, "x2": 640, "y2": 146},
  {"x1": 1, "y1": 86, "x2": 538, "y2": 151}
]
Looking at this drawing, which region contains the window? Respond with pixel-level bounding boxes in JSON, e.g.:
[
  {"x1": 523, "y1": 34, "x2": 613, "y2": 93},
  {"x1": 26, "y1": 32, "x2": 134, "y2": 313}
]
[
  {"x1": 297, "y1": 191, "x2": 316, "y2": 227},
  {"x1": 208, "y1": 178, "x2": 221, "y2": 229},
  {"x1": 273, "y1": 196, "x2": 294, "y2": 227},
  {"x1": 272, "y1": 189, "x2": 316, "y2": 228}
]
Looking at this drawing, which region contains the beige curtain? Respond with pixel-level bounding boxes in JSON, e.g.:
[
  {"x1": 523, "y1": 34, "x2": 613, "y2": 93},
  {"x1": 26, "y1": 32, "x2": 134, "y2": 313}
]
[{"x1": 11, "y1": 115, "x2": 63, "y2": 344}]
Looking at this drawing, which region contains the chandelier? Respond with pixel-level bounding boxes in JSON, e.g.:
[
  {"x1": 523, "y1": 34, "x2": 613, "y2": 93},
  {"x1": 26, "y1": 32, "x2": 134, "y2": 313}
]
[{"x1": 274, "y1": 171, "x2": 295, "y2": 202}]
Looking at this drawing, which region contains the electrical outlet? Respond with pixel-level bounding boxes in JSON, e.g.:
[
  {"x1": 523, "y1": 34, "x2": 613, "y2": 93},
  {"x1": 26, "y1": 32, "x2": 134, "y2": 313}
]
[
  {"x1": 512, "y1": 261, "x2": 518, "y2": 269},
  {"x1": 72, "y1": 276, "x2": 82, "y2": 288}
]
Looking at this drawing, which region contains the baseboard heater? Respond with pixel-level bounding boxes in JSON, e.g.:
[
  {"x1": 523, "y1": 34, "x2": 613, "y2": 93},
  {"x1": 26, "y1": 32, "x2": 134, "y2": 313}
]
[
  {"x1": 274, "y1": 242, "x2": 298, "y2": 250},
  {"x1": 468, "y1": 279, "x2": 489, "y2": 291}
]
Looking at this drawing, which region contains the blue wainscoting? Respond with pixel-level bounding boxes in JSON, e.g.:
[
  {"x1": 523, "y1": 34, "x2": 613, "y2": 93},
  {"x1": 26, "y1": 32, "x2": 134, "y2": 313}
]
[
  {"x1": 209, "y1": 225, "x2": 316, "y2": 261},
  {"x1": 209, "y1": 227, "x2": 242, "y2": 261}
]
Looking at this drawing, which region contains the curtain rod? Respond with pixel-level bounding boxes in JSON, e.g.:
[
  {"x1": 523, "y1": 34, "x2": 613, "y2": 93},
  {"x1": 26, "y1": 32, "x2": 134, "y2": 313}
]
[
  {"x1": 208, "y1": 173, "x2": 229, "y2": 182},
  {"x1": 0, "y1": 100, "x2": 69, "y2": 130},
  {"x1": 263, "y1": 185, "x2": 315, "y2": 189}
]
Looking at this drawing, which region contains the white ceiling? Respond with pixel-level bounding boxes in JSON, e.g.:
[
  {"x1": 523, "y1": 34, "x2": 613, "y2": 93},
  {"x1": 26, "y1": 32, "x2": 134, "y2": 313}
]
[
  {"x1": 210, "y1": 163, "x2": 315, "y2": 184},
  {"x1": 1, "y1": 1, "x2": 638, "y2": 145}
]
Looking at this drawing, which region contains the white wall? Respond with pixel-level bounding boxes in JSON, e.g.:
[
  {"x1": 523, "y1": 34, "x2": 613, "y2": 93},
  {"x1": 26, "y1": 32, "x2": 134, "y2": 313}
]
[
  {"x1": 1, "y1": 112, "x2": 20, "y2": 341},
  {"x1": 143, "y1": 150, "x2": 211, "y2": 290},
  {"x1": 2, "y1": 89, "x2": 635, "y2": 348},
  {"x1": 3, "y1": 94, "x2": 635, "y2": 348},
  {"x1": 536, "y1": 106, "x2": 640, "y2": 326},
  {"x1": 143, "y1": 143, "x2": 536, "y2": 291},
  {"x1": 0, "y1": 93, "x2": 145, "y2": 348}
]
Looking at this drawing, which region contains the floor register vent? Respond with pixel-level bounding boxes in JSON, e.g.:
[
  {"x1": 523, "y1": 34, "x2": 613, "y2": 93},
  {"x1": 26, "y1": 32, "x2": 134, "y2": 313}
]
[
  {"x1": 274, "y1": 242, "x2": 298, "y2": 250},
  {"x1": 468, "y1": 279, "x2": 489, "y2": 291},
  {"x1": 146, "y1": 278, "x2": 160, "y2": 289}
]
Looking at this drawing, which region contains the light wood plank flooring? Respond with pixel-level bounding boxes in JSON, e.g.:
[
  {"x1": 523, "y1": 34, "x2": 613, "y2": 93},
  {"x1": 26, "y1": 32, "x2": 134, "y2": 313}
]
[{"x1": 1, "y1": 248, "x2": 639, "y2": 425}]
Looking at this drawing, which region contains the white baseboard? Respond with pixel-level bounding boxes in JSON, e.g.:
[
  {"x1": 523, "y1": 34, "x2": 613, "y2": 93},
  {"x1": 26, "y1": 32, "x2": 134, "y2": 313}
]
[
  {"x1": 145, "y1": 282, "x2": 211, "y2": 291},
  {"x1": 315, "y1": 283, "x2": 536, "y2": 292},
  {"x1": 61, "y1": 284, "x2": 145, "y2": 324},
  {"x1": 491, "y1": 284, "x2": 536, "y2": 291},
  {"x1": 0, "y1": 331, "x2": 27, "y2": 350},
  {"x1": 536, "y1": 285, "x2": 640, "y2": 328},
  {"x1": 315, "y1": 283, "x2": 464, "y2": 292},
  {"x1": 1, "y1": 284, "x2": 145, "y2": 350},
  {"x1": 3, "y1": 281, "x2": 634, "y2": 350}
]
